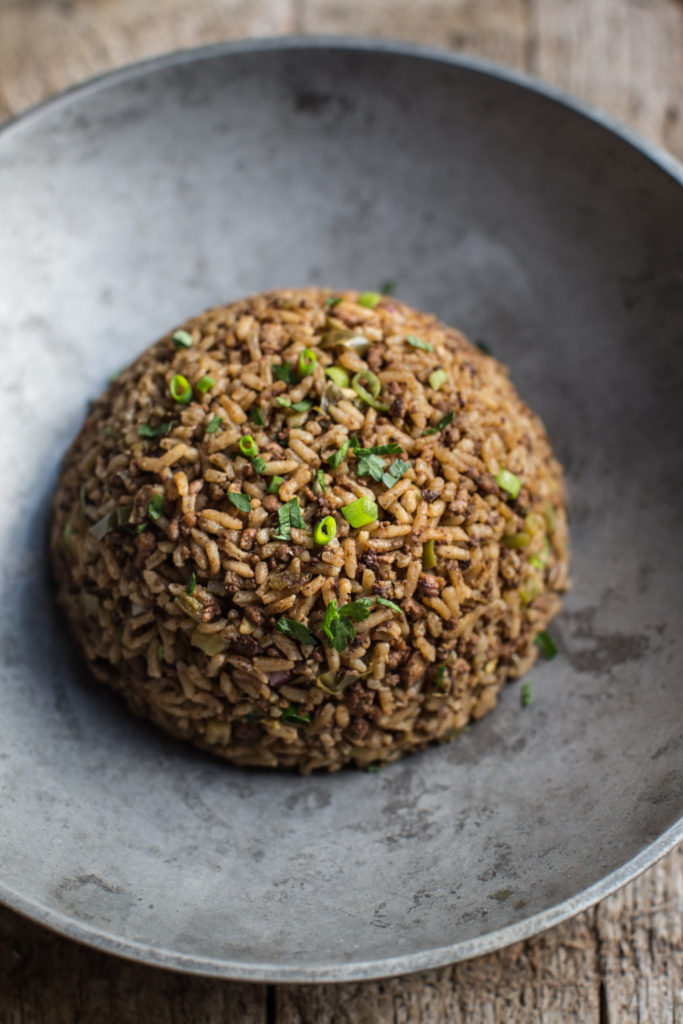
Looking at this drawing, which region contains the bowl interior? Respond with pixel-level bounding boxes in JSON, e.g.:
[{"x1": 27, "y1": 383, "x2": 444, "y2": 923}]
[{"x1": 0, "y1": 42, "x2": 681, "y2": 980}]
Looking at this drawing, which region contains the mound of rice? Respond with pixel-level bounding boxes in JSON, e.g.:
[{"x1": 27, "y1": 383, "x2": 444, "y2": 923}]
[{"x1": 50, "y1": 288, "x2": 569, "y2": 772}]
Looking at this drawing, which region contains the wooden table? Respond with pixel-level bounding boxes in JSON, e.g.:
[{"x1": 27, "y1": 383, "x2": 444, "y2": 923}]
[{"x1": 0, "y1": 2, "x2": 681, "y2": 1020}]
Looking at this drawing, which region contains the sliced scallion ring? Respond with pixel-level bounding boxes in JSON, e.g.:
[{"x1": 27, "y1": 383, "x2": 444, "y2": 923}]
[
  {"x1": 351, "y1": 369, "x2": 389, "y2": 411},
  {"x1": 341, "y1": 496, "x2": 378, "y2": 528},
  {"x1": 169, "y1": 374, "x2": 192, "y2": 404},
  {"x1": 314, "y1": 515, "x2": 337, "y2": 546},
  {"x1": 238, "y1": 435, "x2": 258, "y2": 459},
  {"x1": 298, "y1": 348, "x2": 317, "y2": 377}
]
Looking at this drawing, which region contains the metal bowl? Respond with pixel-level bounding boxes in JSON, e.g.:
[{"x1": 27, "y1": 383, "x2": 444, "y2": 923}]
[{"x1": 0, "y1": 39, "x2": 681, "y2": 982}]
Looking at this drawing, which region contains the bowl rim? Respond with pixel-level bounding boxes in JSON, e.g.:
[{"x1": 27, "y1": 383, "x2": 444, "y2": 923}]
[{"x1": 1, "y1": 35, "x2": 681, "y2": 983}]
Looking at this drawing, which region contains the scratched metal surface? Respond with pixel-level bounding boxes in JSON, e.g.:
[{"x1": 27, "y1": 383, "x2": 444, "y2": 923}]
[{"x1": 0, "y1": 41, "x2": 681, "y2": 981}]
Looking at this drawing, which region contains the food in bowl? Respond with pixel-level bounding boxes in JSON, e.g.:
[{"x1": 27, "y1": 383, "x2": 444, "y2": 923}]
[{"x1": 50, "y1": 288, "x2": 569, "y2": 771}]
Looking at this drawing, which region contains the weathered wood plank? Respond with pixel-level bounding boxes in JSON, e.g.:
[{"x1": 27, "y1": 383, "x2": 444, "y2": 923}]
[{"x1": 0, "y1": 905, "x2": 267, "y2": 1024}]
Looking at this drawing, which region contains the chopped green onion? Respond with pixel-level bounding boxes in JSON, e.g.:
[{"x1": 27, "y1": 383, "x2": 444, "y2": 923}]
[
  {"x1": 276, "y1": 396, "x2": 312, "y2": 412},
  {"x1": 503, "y1": 531, "x2": 531, "y2": 550},
  {"x1": 250, "y1": 406, "x2": 265, "y2": 426},
  {"x1": 325, "y1": 366, "x2": 350, "y2": 388},
  {"x1": 298, "y1": 348, "x2": 317, "y2": 377},
  {"x1": 341, "y1": 496, "x2": 378, "y2": 528},
  {"x1": 133, "y1": 523, "x2": 147, "y2": 534},
  {"x1": 196, "y1": 375, "x2": 215, "y2": 395},
  {"x1": 359, "y1": 291, "x2": 382, "y2": 309},
  {"x1": 252, "y1": 456, "x2": 267, "y2": 473},
  {"x1": 429, "y1": 369, "x2": 448, "y2": 391},
  {"x1": 276, "y1": 617, "x2": 317, "y2": 646},
  {"x1": 325, "y1": 295, "x2": 342, "y2": 308},
  {"x1": 529, "y1": 537, "x2": 551, "y2": 570},
  {"x1": 521, "y1": 681, "x2": 532, "y2": 707},
  {"x1": 535, "y1": 630, "x2": 558, "y2": 660},
  {"x1": 170, "y1": 374, "x2": 192, "y2": 404},
  {"x1": 316, "y1": 468, "x2": 327, "y2": 494},
  {"x1": 356, "y1": 442, "x2": 402, "y2": 456},
  {"x1": 274, "y1": 497, "x2": 304, "y2": 541},
  {"x1": 351, "y1": 370, "x2": 389, "y2": 411},
  {"x1": 157, "y1": 643, "x2": 164, "y2": 661},
  {"x1": 314, "y1": 515, "x2": 337, "y2": 546},
  {"x1": 496, "y1": 469, "x2": 522, "y2": 499},
  {"x1": 239, "y1": 435, "x2": 258, "y2": 459},
  {"x1": 380, "y1": 279, "x2": 397, "y2": 296},
  {"x1": 474, "y1": 338, "x2": 492, "y2": 355},
  {"x1": 186, "y1": 572, "x2": 197, "y2": 596},
  {"x1": 327, "y1": 438, "x2": 350, "y2": 469},
  {"x1": 422, "y1": 539, "x2": 437, "y2": 569},
  {"x1": 281, "y1": 704, "x2": 312, "y2": 726},
  {"x1": 172, "y1": 329, "x2": 193, "y2": 349},
  {"x1": 434, "y1": 665, "x2": 447, "y2": 691},
  {"x1": 377, "y1": 596, "x2": 402, "y2": 615},
  {"x1": 519, "y1": 578, "x2": 542, "y2": 605},
  {"x1": 227, "y1": 492, "x2": 252, "y2": 514},
  {"x1": 148, "y1": 494, "x2": 164, "y2": 521},
  {"x1": 138, "y1": 421, "x2": 172, "y2": 438},
  {"x1": 268, "y1": 476, "x2": 284, "y2": 495},
  {"x1": 273, "y1": 362, "x2": 297, "y2": 385},
  {"x1": 205, "y1": 415, "x2": 223, "y2": 434},
  {"x1": 424, "y1": 409, "x2": 455, "y2": 436},
  {"x1": 405, "y1": 334, "x2": 433, "y2": 352}
]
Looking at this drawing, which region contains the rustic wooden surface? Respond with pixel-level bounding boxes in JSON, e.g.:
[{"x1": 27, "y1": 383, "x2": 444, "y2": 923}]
[{"x1": 0, "y1": 1, "x2": 681, "y2": 1021}]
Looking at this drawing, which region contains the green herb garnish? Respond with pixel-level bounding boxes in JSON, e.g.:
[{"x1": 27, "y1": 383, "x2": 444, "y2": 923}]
[
  {"x1": 276, "y1": 617, "x2": 317, "y2": 646},
  {"x1": 434, "y1": 665, "x2": 446, "y2": 691},
  {"x1": 196, "y1": 375, "x2": 215, "y2": 396},
  {"x1": 339, "y1": 597, "x2": 373, "y2": 621},
  {"x1": 380, "y1": 280, "x2": 397, "y2": 296},
  {"x1": 327, "y1": 438, "x2": 350, "y2": 469},
  {"x1": 381, "y1": 459, "x2": 410, "y2": 489},
  {"x1": 273, "y1": 361, "x2": 298, "y2": 385},
  {"x1": 356, "y1": 451, "x2": 387, "y2": 482},
  {"x1": 324, "y1": 366, "x2": 350, "y2": 388},
  {"x1": 90, "y1": 505, "x2": 132, "y2": 540},
  {"x1": 535, "y1": 631, "x2": 558, "y2": 660},
  {"x1": 325, "y1": 296, "x2": 342, "y2": 308},
  {"x1": 186, "y1": 572, "x2": 197, "y2": 596},
  {"x1": 429, "y1": 369, "x2": 448, "y2": 391},
  {"x1": 239, "y1": 435, "x2": 258, "y2": 458},
  {"x1": 358, "y1": 291, "x2": 382, "y2": 309},
  {"x1": 424, "y1": 410, "x2": 455, "y2": 436},
  {"x1": 276, "y1": 396, "x2": 313, "y2": 412},
  {"x1": 314, "y1": 515, "x2": 336, "y2": 546},
  {"x1": 267, "y1": 476, "x2": 284, "y2": 494},
  {"x1": 351, "y1": 369, "x2": 389, "y2": 411},
  {"x1": 274, "y1": 497, "x2": 304, "y2": 540},
  {"x1": 138, "y1": 421, "x2": 173, "y2": 438},
  {"x1": 298, "y1": 348, "x2": 317, "y2": 377},
  {"x1": 316, "y1": 468, "x2": 327, "y2": 494},
  {"x1": 475, "y1": 338, "x2": 492, "y2": 355},
  {"x1": 227, "y1": 492, "x2": 252, "y2": 514},
  {"x1": 377, "y1": 597, "x2": 402, "y2": 615},
  {"x1": 281, "y1": 704, "x2": 313, "y2": 726},
  {"x1": 322, "y1": 600, "x2": 356, "y2": 653},
  {"x1": 252, "y1": 456, "x2": 267, "y2": 473},
  {"x1": 405, "y1": 334, "x2": 433, "y2": 352},
  {"x1": 341, "y1": 496, "x2": 378, "y2": 529},
  {"x1": 172, "y1": 329, "x2": 193, "y2": 349},
  {"x1": 205, "y1": 415, "x2": 223, "y2": 434},
  {"x1": 250, "y1": 406, "x2": 265, "y2": 426},
  {"x1": 521, "y1": 681, "x2": 532, "y2": 707},
  {"x1": 148, "y1": 494, "x2": 164, "y2": 521},
  {"x1": 496, "y1": 469, "x2": 522, "y2": 499},
  {"x1": 170, "y1": 374, "x2": 192, "y2": 404}
]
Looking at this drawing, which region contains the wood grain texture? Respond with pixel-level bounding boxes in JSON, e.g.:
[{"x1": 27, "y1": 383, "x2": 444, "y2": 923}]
[{"x1": 0, "y1": 0, "x2": 681, "y2": 1020}]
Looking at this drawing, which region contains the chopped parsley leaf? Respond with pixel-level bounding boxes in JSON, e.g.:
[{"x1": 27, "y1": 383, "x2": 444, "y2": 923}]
[
  {"x1": 322, "y1": 600, "x2": 356, "y2": 653},
  {"x1": 535, "y1": 631, "x2": 558, "y2": 660},
  {"x1": 148, "y1": 493, "x2": 164, "y2": 521},
  {"x1": 250, "y1": 406, "x2": 265, "y2": 426},
  {"x1": 327, "y1": 438, "x2": 350, "y2": 469},
  {"x1": 274, "y1": 497, "x2": 304, "y2": 540},
  {"x1": 356, "y1": 451, "x2": 387, "y2": 482},
  {"x1": 138, "y1": 421, "x2": 172, "y2": 438},
  {"x1": 273, "y1": 361, "x2": 298, "y2": 385},
  {"x1": 381, "y1": 459, "x2": 410, "y2": 488},
  {"x1": 276, "y1": 617, "x2": 317, "y2": 646},
  {"x1": 380, "y1": 279, "x2": 397, "y2": 296},
  {"x1": 186, "y1": 572, "x2": 197, "y2": 596},
  {"x1": 325, "y1": 296, "x2": 342, "y2": 308},
  {"x1": 276, "y1": 396, "x2": 313, "y2": 412},
  {"x1": 424, "y1": 410, "x2": 455, "y2": 436},
  {"x1": 205, "y1": 415, "x2": 223, "y2": 434},
  {"x1": 281, "y1": 704, "x2": 312, "y2": 726},
  {"x1": 227, "y1": 492, "x2": 252, "y2": 514},
  {"x1": 377, "y1": 596, "x2": 402, "y2": 615},
  {"x1": 339, "y1": 597, "x2": 374, "y2": 621},
  {"x1": 316, "y1": 468, "x2": 327, "y2": 494},
  {"x1": 475, "y1": 338, "x2": 492, "y2": 355}
]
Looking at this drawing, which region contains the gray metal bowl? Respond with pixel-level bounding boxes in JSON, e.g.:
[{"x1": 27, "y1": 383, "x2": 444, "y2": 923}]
[{"x1": 0, "y1": 38, "x2": 681, "y2": 982}]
